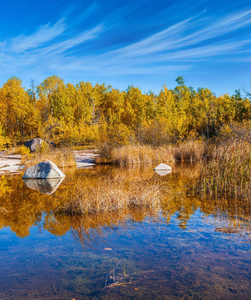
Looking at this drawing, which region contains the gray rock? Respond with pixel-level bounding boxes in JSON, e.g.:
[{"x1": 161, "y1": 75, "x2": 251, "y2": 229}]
[
  {"x1": 22, "y1": 160, "x2": 65, "y2": 179},
  {"x1": 23, "y1": 177, "x2": 64, "y2": 195},
  {"x1": 47, "y1": 141, "x2": 56, "y2": 148},
  {"x1": 24, "y1": 138, "x2": 43, "y2": 152}
]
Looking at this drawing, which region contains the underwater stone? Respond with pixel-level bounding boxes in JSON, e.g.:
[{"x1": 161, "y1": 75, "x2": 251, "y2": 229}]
[{"x1": 22, "y1": 160, "x2": 65, "y2": 179}]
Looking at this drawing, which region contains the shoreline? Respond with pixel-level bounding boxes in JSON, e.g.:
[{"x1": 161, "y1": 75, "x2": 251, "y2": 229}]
[{"x1": 0, "y1": 150, "x2": 98, "y2": 175}]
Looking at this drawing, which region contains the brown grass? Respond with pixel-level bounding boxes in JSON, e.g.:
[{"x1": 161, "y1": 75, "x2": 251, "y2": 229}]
[
  {"x1": 22, "y1": 149, "x2": 76, "y2": 169},
  {"x1": 96, "y1": 141, "x2": 206, "y2": 165},
  {"x1": 173, "y1": 141, "x2": 207, "y2": 162},
  {"x1": 109, "y1": 145, "x2": 174, "y2": 165},
  {"x1": 57, "y1": 172, "x2": 165, "y2": 215},
  {"x1": 193, "y1": 140, "x2": 251, "y2": 200}
]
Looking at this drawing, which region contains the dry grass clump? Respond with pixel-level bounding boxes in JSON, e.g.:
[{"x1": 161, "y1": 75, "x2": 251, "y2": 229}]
[
  {"x1": 22, "y1": 148, "x2": 76, "y2": 169},
  {"x1": 96, "y1": 144, "x2": 175, "y2": 165},
  {"x1": 194, "y1": 140, "x2": 251, "y2": 200},
  {"x1": 58, "y1": 173, "x2": 164, "y2": 215},
  {"x1": 95, "y1": 144, "x2": 156, "y2": 165},
  {"x1": 173, "y1": 141, "x2": 207, "y2": 162},
  {"x1": 110, "y1": 145, "x2": 174, "y2": 165},
  {"x1": 96, "y1": 141, "x2": 206, "y2": 165}
]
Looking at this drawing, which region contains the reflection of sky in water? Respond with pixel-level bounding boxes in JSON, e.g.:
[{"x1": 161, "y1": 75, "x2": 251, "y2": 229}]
[{"x1": 0, "y1": 166, "x2": 250, "y2": 299}]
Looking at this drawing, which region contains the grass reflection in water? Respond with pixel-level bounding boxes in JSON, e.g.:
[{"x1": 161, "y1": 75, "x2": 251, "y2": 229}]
[
  {"x1": 0, "y1": 165, "x2": 250, "y2": 299},
  {"x1": 0, "y1": 164, "x2": 250, "y2": 239}
]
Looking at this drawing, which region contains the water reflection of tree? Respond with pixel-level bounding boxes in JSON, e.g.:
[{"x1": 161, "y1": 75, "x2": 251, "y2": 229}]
[
  {"x1": 70, "y1": 209, "x2": 160, "y2": 250},
  {"x1": 0, "y1": 165, "x2": 250, "y2": 240},
  {"x1": 0, "y1": 174, "x2": 61, "y2": 237},
  {"x1": 43, "y1": 208, "x2": 160, "y2": 249}
]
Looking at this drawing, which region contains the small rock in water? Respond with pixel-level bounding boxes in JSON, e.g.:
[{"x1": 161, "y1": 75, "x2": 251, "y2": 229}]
[
  {"x1": 22, "y1": 160, "x2": 65, "y2": 179},
  {"x1": 154, "y1": 163, "x2": 172, "y2": 176},
  {"x1": 154, "y1": 163, "x2": 172, "y2": 171}
]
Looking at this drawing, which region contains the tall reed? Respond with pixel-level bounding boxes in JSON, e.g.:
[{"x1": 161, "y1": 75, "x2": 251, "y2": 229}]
[
  {"x1": 96, "y1": 141, "x2": 206, "y2": 166},
  {"x1": 194, "y1": 140, "x2": 251, "y2": 200},
  {"x1": 173, "y1": 141, "x2": 207, "y2": 162}
]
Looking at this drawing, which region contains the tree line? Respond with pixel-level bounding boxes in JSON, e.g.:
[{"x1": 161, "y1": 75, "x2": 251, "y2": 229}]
[{"x1": 0, "y1": 75, "x2": 250, "y2": 148}]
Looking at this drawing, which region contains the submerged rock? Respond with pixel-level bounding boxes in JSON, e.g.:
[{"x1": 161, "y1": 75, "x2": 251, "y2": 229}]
[
  {"x1": 24, "y1": 138, "x2": 43, "y2": 152},
  {"x1": 22, "y1": 160, "x2": 65, "y2": 179},
  {"x1": 23, "y1": 177, "x2": 64, "y2": 195}
]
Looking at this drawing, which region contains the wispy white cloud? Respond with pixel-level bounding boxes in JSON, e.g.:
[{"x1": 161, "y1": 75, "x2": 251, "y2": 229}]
[
  {"x1": 0, "y1": 5, "x2": 251, "y2": 83},
  {"x1": 38, "y1": 24, "x2": 104, "y2": 56},
  {"x1": 108, "y1": 16, "x2": 197, "y2": 57},
  {"x1": 50, "y1": 8, "x2": 251, "y2": 76},
  {"x1": 103, "y1": 8, "x2": 251, "y2": 61},
  {"x1": 10, "y1": 19, "x2": 66, "y2": 53}
]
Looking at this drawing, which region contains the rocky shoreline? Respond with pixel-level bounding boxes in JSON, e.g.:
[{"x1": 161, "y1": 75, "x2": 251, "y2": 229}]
[
  {"x1": 0, "y1": 150, "x2": 97, "y2": 175},
  {"x1": 0, "y1": 153, "x2": 22, "y2": 174}
]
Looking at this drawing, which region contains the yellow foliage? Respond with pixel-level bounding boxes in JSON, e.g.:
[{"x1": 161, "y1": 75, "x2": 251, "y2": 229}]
[
  {"x1": 0, "y1": 76, "x2": 250, "y2": 147},
  {"x1": 0, "y1": 125, "x2": 11, "y2": 150},
  {"x1": 17, "y1": 145, "x2": 32, "y2": 156}
]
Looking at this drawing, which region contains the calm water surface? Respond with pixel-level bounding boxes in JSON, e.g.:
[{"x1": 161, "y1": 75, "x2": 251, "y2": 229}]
[{"x1": 0, "y1": 165, "x2": 250, "y2": 299}]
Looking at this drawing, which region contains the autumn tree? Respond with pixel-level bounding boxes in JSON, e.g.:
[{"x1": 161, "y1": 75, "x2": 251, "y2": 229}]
[{"x1": 0, "y1": 77, "x2": 36, "y2": 144}]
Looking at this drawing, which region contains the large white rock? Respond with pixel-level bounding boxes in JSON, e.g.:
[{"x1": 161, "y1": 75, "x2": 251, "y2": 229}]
[{"x1": 22, "y1": 160, "x2": 65, "y2": 179}]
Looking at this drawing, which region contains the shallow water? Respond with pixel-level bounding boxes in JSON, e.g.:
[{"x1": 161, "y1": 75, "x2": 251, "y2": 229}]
[{"x1": 0, "y1": 165, "x2": 250, "y2": 299}]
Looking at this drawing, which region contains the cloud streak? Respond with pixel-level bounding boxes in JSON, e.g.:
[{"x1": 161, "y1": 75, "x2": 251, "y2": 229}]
[
  {"x1": 10, "y1": 19, "x2": 66, "y2": 53},
  {"x1": 37, "y1": 24, "x2": 104, "y2": 56},
  {"x1": 0, "y1": 1, "x2": 250, "y2": 89}
]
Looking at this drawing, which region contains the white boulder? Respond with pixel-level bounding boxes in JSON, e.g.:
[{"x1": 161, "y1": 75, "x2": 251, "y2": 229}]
[
  {"x1": 154, "y1": 163, "x2": 172, "y2": 176},
  {"x1": 22, "y1": 160, "x2": 65, "y2": 179},
  {"x1": 154, "y1": 163, "x2": 172, "y2": 171}
]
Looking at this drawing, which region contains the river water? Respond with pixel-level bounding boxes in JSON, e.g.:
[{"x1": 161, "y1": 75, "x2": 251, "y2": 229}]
[{"x1": 0, "y1": 165, "x2": 250, "y2": 299}]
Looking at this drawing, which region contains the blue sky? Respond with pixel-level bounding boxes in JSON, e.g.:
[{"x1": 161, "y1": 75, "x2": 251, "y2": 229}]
[{"x1": 0, "y1": 0, "x2": 250, "y2": 95}]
